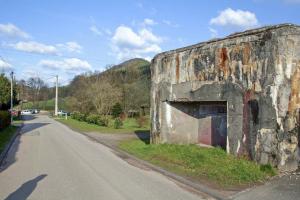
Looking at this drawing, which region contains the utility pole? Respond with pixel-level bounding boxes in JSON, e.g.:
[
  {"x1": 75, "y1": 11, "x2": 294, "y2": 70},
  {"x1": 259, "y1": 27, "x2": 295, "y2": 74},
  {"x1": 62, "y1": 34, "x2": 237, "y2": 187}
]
[
  {"x1": 10, "y1": 71, "x2": 13, "y2": 124},
  {"x1": 55, "y1": 75, "x2": 58, "y2": 116}
]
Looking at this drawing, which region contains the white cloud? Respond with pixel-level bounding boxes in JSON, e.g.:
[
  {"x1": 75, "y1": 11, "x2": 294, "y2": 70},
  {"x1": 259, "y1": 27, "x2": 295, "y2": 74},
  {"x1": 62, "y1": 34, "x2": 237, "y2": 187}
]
[
  {"x1": 90, "y1": 25, "x2": 112, "y2": 36},
  {"x1": 144, "y1": 56, "x2": 152, "y2": 62},
  {"x1": 10, "y1": 41, "x2": 58, "y2": 55},
  {"x1": 210, "y1": 8, "x2": 258, "y2": 29},
  {"x1": 143, "y1": 18, "x2": 157, "y2": 26},
  {"x1": 21, "y1": 69, "x2": 39, "y2": 79},
  {"x1": 65, "y1": 42, "x2": 82, "y2": 53},
  {"x1": 111, "y1": 25, "x2": 162, "y2": 61},
  {"x1": 139, "y1": 28, "x2": 162, "y2": 43},
  {"x1": 57, "y1": 41, "x2": 82, "y2": 53},
  {"x1": 0, "y1": 59, "x2": 12, "y2": 70},
  {"x1": 112, "y1": 26, "x2": 145, "y2": 48},
  {"x1": 39, "y1": 58, "x2": 92, "y2": 71},
  {"x1": 0, "y1": 23, "x2": 30, "y2": 39},
  {"x1": 162, "y1": 20, "x2": 180, "y2": 28},
  {"x1": 90, "y1": 25, "x2": 103, "y2": 36}
]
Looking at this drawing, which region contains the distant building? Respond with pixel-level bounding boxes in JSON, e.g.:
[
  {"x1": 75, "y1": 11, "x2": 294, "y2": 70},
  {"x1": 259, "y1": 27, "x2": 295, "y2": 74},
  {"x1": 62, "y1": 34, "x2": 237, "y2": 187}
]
[{"x1": 151, "y1": 24, "x2": 300, "y2": 171}]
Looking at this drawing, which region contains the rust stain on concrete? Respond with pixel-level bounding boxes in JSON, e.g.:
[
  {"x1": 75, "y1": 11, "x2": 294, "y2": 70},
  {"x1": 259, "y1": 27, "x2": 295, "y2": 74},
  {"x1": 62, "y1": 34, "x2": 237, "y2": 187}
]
[
  {"x1": 289, "y1": 63, "x2": 300, "y2": 112},
  {"x1": 242, "y1": 43, "x2": 251, "y2": 65},
  {"x1": 176, "y1": 54, "x2": 180, "y2": 83},
  {"x1": 219, "y1": 48, "x2": 228, "y2": 69}
]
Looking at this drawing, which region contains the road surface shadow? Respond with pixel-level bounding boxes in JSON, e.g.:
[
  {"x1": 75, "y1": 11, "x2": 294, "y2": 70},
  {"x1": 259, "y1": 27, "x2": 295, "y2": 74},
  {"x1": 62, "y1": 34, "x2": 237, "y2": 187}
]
[
  {"x1": 134, "y1": 130, "x2": 150, "y2": 144},
  {"x1": 4, "y1": 174, "x2": 47, "y2": 200},
  {"x1": 21, "y1": 115, "x2": 36, "y2": 121},
  {"x1": 0, "y1": 119, "x2": 49, "y2": 173},
  {"x1": 20, "y1": 123, "x2": 50, "y2": 135}
]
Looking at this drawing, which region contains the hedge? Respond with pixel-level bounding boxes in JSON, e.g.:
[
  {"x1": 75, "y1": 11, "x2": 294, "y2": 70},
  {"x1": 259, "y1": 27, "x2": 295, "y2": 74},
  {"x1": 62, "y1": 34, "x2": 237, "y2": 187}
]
[
  {"x1": 70, "y1": 112, "x2": 109, "y2": 127},
  {"x1": 0, "y1": 111, "x2": 11, "y2": 130}
]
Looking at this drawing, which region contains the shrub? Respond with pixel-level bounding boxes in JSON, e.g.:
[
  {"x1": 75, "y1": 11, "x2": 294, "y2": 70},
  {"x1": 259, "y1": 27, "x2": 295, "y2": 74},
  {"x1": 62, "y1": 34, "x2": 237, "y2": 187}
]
[
  {"x1": 119, "y1": 112, "x2": 126, "y2": 121},
  {"x1": 0, "y1": 111, "x2": 11, "y2": 130},
  {"x1": 96, "y1": 117, "x2": 106, "y2": 126},
  {"x1": 114, "y1": 117, "x2": 123, "y2": 129},
  {"x1": 136, "y1": 115, "x2": 147, "y2": 128},
  {"x1": 99, "y1": 116, "x2": 109, "y2": 127},
  {"x1": 86, "y1": 114, "x2": 99, "y2": 124},
  {"x1": 71, "y1": 111, "x2": 80, "y2": 120},
  {"x1": 71, "y1": 112, "x2": 109, "y2": 127},
  {"x1": 71, "y1": 111, "x2": 86, "y2": 121},
  {"x1": 78, "y1": 113, "x2": 86, "y2": 121},
  {"x1": 112, "y1": 103, "x2": 123, "y2": 118}
]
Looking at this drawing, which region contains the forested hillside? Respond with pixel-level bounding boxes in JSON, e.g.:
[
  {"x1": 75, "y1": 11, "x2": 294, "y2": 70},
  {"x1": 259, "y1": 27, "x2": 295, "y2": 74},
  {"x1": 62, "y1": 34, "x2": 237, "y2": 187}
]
[
  {"x1": 65, "y1": 58, "x2": 151, "y2": 115},
  {"x1": 21, "y1": 58, "x2": 151, "y2": 115}
]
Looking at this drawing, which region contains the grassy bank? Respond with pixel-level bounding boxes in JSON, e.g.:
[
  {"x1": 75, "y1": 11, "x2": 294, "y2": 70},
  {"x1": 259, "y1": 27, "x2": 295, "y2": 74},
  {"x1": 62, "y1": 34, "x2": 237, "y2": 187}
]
[
  {"x1": 119, "y1": 139, "x2": 276, "y2": 188},
  {"x1": 0, "y1": 126, "x2": 18, "y2": 153},
  {"x1": 56, "y1": 117, "x2": 149, "y2": 134},
  {"x1": 18, "y1": 98, "x2": 69, "y2": 111}
]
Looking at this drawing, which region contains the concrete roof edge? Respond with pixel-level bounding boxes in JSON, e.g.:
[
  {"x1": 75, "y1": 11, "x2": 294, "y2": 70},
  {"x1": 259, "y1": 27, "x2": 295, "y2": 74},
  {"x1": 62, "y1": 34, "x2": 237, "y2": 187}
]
[{"x1": 153, "y1": 23, "x2": 300, "y2": 60}]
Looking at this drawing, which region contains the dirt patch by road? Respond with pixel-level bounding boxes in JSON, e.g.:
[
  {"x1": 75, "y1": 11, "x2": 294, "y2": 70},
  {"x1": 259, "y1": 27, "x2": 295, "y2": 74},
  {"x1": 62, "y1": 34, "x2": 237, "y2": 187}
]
[{"x1": 83, "y1": 131, "x2": 149, "y2": 148}]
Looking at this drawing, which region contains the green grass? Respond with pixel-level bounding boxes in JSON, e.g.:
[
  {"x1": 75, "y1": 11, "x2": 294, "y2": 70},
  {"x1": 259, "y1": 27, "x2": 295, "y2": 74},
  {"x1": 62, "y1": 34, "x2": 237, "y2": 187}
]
[
  {"x1": 56, "y1": 117, "x2": 150, "y2": 134},
  {"x1": 0, "y1": 126, "x2": 18, "y2": 153},
  {"x1": 18, "y1": 98, "x2": 68, "y2": 111},
  {"x1": 13, "y1": 119, "x2": 23, "y2": 126},
  {"x1": 119, "y1": 139, "x2": 276, "y2": 188}
]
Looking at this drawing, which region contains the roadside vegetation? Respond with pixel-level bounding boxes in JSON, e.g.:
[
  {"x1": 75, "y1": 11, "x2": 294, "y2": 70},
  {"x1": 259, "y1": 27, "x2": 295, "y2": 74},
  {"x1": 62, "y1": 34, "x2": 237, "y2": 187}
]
[
  {"x1": 17, "y1": 58, "x2": 150, "y2": 115},
  {"x1": 18, "y1": 58, "x2": 151, "y2": 132},
  {"x1": 0, "y1": 126, "x2": 18, "y2": 153},
  {"x1": 0, "y1": 73, "x2": 21, "y2": 154},
  {"x1": 20, "y1": 99, "x2": 68, "y2": 111},
  {"x1": 0, "y1": 117, "x2": 23, "y2": 153},
  {"x1": 56, "y1": 113, "x2": 150, "y2": 133},
  {"x1": 119, "y1": 139, "x2": 276, "y2": 188}
]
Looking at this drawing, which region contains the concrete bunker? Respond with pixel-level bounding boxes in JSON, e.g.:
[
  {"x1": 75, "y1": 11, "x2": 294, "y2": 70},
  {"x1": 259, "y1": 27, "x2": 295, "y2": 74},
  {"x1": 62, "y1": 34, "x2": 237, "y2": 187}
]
[{"x1": 151, "y1": 24, "x2": 300, "y2": 171}]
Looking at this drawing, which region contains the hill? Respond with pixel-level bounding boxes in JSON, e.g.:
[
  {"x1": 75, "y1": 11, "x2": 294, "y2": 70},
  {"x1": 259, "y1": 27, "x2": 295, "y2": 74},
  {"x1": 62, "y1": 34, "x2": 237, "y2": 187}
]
[
  {"x1": 20, "y1": 58, "x2": 151, "y2": 115},
  {"x1": 62, "y1": 58, "x2": 151, "y2": 115},
  {"x1": 111, "y1": 58, "x2": 150, "y2": 72}
]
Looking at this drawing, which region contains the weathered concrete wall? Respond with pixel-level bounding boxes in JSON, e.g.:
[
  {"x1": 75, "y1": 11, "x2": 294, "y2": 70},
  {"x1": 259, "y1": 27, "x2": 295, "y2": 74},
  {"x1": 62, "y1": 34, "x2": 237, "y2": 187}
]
[{"x1": 151, "y1": 24, "x2": 300, "y2": 171}]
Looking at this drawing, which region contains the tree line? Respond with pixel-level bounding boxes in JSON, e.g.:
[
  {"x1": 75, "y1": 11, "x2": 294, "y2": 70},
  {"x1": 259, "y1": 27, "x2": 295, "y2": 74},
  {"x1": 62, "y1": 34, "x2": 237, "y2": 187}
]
[
  {"x1": 64, "y1": 58, "x2": 151, "y2": 117},
  {"x1": 16, "y1": 58, "x2": 151, "y2": 117}
]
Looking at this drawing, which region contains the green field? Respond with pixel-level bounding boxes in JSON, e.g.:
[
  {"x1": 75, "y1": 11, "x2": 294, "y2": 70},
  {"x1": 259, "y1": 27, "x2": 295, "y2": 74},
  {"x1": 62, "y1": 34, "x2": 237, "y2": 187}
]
[
  {"x1": 119, "y1": 139, "x2": 276, "y2": 188},
  {"x1": 19, "y1": 98, "x2": 68, "y2": 111},
  {"x1": 56, "y1": 117, "x2": 150, "y2": 133}
]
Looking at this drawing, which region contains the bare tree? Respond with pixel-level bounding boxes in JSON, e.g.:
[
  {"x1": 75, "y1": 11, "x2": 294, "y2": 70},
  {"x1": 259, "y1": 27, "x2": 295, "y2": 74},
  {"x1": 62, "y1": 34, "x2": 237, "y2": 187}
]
[
  {"x1": 69, "y1": 75, "x2": 93, "y2": 114},
  {"x1": 88, "y1": 76, "x2": 121, "y2": 117},
  {"x1": 26, "y1": 77, "x2": 46, "y2": 107}
]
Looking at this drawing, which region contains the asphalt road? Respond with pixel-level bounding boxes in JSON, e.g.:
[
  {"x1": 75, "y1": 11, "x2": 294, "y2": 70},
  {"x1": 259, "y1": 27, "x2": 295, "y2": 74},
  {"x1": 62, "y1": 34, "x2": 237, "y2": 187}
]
[
  {"x1": 0, "y1": 115, "x2": 205, "y2": 200},
  {"x1": 232, "y1": 171, "x2": 300, "y2": 200}
]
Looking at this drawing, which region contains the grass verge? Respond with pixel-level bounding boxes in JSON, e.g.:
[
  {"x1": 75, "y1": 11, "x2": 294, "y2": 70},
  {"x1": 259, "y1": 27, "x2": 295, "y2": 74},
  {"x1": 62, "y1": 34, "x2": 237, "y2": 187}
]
[
  {"x1": 56, "y1": 117, "x2": 149, "y2": 134},
  {"x1": 0, "y1": 126, "x2": 18, "y2": 153},
  {"x1": 119, "y1": 139, "x2": 276, "y2": 188}
]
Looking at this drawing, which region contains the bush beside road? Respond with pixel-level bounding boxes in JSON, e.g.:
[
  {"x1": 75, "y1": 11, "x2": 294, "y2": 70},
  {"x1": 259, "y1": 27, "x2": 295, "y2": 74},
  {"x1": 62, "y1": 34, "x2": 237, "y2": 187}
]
[
  {"x1": 0, "y1": 111, "x2": 11, "y2": 130},
  {"x1": 56, "y1": 115, "x2": 150, "y2": 134},
  {"x1": 0, "y1": 126, "x2": 18, "y2": 154}
]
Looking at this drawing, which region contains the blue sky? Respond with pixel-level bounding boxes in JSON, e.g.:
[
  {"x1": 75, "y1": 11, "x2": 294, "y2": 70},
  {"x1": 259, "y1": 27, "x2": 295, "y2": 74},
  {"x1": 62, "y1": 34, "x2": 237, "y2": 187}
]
[{"x1": 0, "y1": 0, "x2": 300, "y2": 85}]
